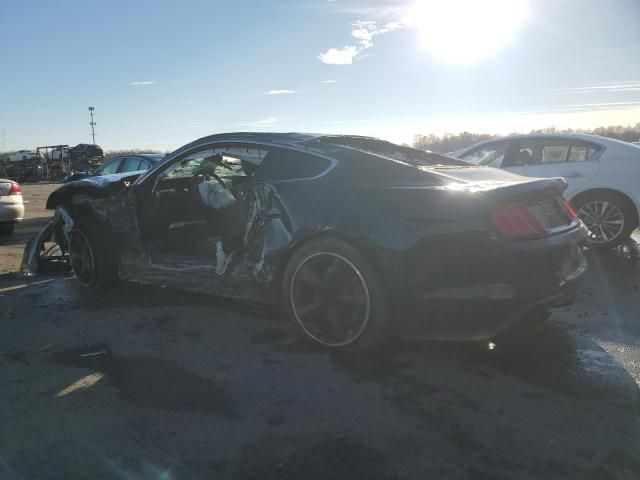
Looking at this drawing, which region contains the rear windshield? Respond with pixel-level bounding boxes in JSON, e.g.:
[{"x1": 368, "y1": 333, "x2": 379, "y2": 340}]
[{"x1": 315, "y1": 136, "x2": 472, "y2": 167}]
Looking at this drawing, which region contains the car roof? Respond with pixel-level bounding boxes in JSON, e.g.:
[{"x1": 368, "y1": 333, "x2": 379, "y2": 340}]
[
  {"x1": 134, "y1": 153, "x2": 165, "y2": 162},
  {"x1": 458, "y1": 133, "x2": 637, "y2": 153},
  {"x1": 163, "y1": 132, "x2": 348, "y2": 162},
  {"x1": 158, "y1": 132, "x2": 470, "y2": 171},
  {"x1": 167, "y1": 132, "x2": 465, "y2": 166},
  {"x1": 110, "y1": 153, "x2": 165, "y2": 162},
  {"x1": 176, "y1": 131, "x2": 444, "y2": 155},
  {"x1": 179, "y1": 132, "x2": 323, "y2": 151}
]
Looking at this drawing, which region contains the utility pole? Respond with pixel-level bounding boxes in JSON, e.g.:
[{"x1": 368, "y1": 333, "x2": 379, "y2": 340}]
[
  {"x1": 1, "y1": 128, "x2": 5, "y2": 151},
  {"x1": 88, "y1": 106, "x2": 96, "y2": 144}
]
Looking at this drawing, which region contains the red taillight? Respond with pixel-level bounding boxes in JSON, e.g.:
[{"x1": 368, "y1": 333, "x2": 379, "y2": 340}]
[
  {"x1": 492, "y1": 202, "x2": 548, "y2": 239},
  {"x1": 8, "y1": 182, "x2": 22, "y2": 195}
]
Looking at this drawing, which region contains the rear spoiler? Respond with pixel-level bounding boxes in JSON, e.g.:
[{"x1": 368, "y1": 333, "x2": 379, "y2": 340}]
[{"x1": 484, "y1": 177, "x2": 568, "y2": 203}]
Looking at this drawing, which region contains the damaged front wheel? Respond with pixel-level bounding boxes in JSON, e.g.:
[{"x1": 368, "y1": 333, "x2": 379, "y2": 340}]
[{"x1": 68, "y1": 219, "x2": 119, "y2": 288}]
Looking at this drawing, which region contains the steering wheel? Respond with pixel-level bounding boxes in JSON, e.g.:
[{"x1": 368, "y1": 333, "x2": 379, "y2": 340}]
[{"x1": 190, "y1": 171, "x2": 227, "y2": 205}]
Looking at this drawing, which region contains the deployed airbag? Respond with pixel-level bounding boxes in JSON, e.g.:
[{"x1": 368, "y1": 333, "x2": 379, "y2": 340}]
[{"x1": 198, "y1": 180, "x2": 236, "y2": 209}]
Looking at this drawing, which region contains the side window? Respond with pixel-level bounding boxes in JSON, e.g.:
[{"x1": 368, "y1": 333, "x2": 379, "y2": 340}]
[
  {"x1": 139, "y1": 159, "x2": 151, "y2": 171},
  {"x1": 567, "y1": 142, "x2": 598, "y2": 162},
  {"x1": 253, "y1": 147, "x2": 333, "y2": 181},
  {"x1": 510, "y1": 140, "x2": 541, "y2": 167},
  {"x1": 461, "y1": 143, "x2": 508, "y2": 168},
  {"x1": 163, "y1": 146, "x2": 267, "y2": 180},
  {"x1": 541, "y1": 140, "x2": 571, "y2": 164},
  {"x1": 95, "y1": 158, "x2": 121, "y2": 175},
  {"x1": 121, "y1": 157, "x2": 143, "y2": 172},
  {"x1": 164, "y1": 151, "x2": 212, "y2": 179}
]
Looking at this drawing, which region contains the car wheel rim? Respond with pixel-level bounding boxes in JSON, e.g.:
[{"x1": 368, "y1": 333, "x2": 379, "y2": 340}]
[
  {"x1": 290, "y1": 252, "x2": 371, "y2": 347},
  {"x1": 577, "y1": 200, "x2": 625, "y2": 244},
  {"x1": 69, "y1": 230, "x2": 96, "y2": 286}
]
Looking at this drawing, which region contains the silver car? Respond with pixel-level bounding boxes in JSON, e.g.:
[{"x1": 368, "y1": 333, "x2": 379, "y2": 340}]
[{"x1": 0, "y1": 167, "x2": 25, "y2": 236}]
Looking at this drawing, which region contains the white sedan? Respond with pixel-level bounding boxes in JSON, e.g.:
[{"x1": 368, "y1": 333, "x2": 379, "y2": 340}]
[
  {"x1": 454, "y1": 134, "x2": 640, "y2": 248},
  {"x1": 0, "y1": 176, "x2": 25, "y2": 236}
]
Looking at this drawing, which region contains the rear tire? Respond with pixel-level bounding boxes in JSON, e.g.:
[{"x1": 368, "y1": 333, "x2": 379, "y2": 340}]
[
  {"x1": 282, "y1": 237, "x2": 392, "y2": 350},
  {"x1": 68, "y1": 218, "x2": 118, "y2": 288},
  {"x1": 572, "y1": 192, "x2": 637, "y2": 249}
]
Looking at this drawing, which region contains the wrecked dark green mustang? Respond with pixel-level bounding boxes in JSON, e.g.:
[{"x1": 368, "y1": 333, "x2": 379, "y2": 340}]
[{"x1": 23, "y1": 133, "x2": 588, "y2": 349}]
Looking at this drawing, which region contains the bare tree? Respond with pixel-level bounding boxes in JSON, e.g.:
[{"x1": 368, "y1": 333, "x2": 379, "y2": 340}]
[
  {"x1": 414, "y1": 123, "x2": 640, "y2": 152},
  {"x1": 102, "y1": 148, "x2": 167, "y2": 161}
]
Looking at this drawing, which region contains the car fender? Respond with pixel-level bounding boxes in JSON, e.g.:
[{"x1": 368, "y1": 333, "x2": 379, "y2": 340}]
[
  {"x1": 20, "y1": 206, "x2": 74, "y2": 275},
  {"x1": 568, "y1": 183, "x2": 640, "y2": 224}
]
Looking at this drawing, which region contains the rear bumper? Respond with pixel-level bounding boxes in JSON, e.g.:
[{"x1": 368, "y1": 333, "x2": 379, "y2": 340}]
[
  {"x1": 401, "y1": 245, "x2": 588, "y2": 340},
  {"x1": 0, "y1": 202, "x2": 25, "y2": 223}
]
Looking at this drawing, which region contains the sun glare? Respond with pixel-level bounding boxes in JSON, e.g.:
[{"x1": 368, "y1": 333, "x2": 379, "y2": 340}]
[{"x1": 409, "y1": 0, "x2": 529, "y2": 64}]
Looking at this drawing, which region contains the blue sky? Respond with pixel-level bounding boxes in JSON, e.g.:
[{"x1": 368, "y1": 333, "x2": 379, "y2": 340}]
[{"x1": 1, "y1": 0, "x2": 639, "y2": 151}]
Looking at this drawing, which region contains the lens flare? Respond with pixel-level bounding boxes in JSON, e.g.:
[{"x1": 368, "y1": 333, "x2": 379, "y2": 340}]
[{"x1": 408, "y1": 0, "x2": 530, "y2": 64}]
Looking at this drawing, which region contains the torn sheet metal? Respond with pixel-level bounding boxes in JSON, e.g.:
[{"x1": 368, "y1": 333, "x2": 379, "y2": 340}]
[
  {"x1": 21, "y1": 222, "x2": 54, "y2": 275},
  {"x1": 240, "y1": 183, "x2": 292, "y2": 282},
  {"x1": 21, "y1": 206, "x2": 74, "y2": 275}
]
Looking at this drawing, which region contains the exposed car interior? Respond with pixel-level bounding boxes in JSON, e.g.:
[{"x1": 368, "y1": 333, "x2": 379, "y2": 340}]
[{"x1": 149, "y1": 146, "x2": 267, "y2": 261}]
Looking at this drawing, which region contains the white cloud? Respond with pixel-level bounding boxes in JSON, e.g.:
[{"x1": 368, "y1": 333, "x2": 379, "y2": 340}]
[
  {"x1": 129, "y1": 81, "x2": 156, "y2": 86},
  {"x1": 263, "y1": 89, "x2": 296, "y2": 95},
  {"x1": 322, "y1": 79, "x2": 336, "y2": 83},
  {"x1": 318, "y1": 46, "x2": 359, "y2": 65},
  {"x1": 318, "y1": 20, "x2": 405, "y2": 65}
]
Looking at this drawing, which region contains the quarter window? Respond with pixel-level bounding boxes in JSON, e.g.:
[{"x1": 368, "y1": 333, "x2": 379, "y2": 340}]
[
  {"x1": 567, "y1": 142, "x2": 598, "y2": 162},
  {"x1": 254, "y1": 148, "x2": 332, "y2": 181},
  {"x1": 539, "y1": 140, "x2": 599, "y2": 164}
]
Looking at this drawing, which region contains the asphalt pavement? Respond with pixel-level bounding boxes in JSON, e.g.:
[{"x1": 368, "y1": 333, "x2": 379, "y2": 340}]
[{"x1": 0, "y1": 184, "x2": 639, "y2": 479}]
